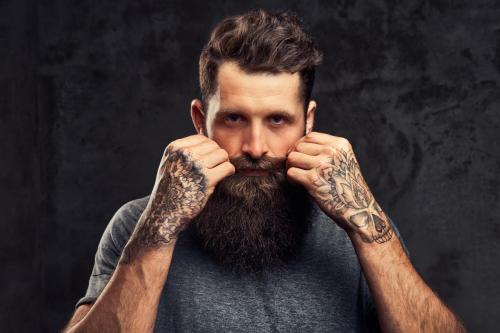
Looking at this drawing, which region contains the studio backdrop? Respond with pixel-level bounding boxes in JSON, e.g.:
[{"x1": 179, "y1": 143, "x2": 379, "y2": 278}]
[{"x1": 1, "y1": 0, "x2": 499, "y2": 332}]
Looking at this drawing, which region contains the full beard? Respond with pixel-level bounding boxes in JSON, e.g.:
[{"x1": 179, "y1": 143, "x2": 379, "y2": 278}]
[{"x1": 189, "y1": 155, "x2": 314, "y2": 275}]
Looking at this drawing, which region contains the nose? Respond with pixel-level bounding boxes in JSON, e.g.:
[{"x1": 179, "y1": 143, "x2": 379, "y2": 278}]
[{"x1": 241, "y1": 123, "x2": 269, "y2": 160}]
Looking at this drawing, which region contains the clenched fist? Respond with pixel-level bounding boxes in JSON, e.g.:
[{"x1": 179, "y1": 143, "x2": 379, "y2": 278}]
[
  {"x1": 286, "y1": 132, "x2": 393, "y2": 244},
  {"x1": 121, "y1": 135, "x2": 234, "y2": 263}
]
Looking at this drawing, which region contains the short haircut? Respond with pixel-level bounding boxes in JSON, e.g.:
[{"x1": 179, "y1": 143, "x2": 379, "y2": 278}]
[{"x1": 199, "y1": 10, "x2": 323, "y2": 111}]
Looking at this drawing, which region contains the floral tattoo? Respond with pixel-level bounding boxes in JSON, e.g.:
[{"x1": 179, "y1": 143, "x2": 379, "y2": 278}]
[
  {"x1": 313, "y1": 149, "x2": 393, "y2": 244},
  {"x1": 120, "y1": 147, "x2": 207, "y2": 264}
]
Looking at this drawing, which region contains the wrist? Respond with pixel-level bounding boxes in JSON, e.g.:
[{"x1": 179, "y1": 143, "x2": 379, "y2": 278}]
[
  {"x1": 349, "y1": 230, "x2": 411, "y2": 271},
  {"x1": 117, "y1": 237, "x2": 176, "y2": 294},
  {"x1": 333, "y1": 207, "x2": 393, "y2": 244},
  {"x1": 119, "y1": 228, "x2": 178, "y2": 266}
]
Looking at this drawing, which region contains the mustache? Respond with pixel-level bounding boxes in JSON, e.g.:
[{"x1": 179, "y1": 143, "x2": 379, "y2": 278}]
[
  {"x1": 191, "y1": 154, "x2": 313, "y2": 275},
  {"x1": 217, "y1": 155, "x2": 290, "y2": 202},
  {"x1": 230, "y1": 155, "x2": 286, "y2": 173}
]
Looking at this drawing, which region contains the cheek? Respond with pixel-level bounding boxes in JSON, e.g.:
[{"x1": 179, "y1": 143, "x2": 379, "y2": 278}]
[
  {"x1": 268, "y1": 127, "x2": 304, "y2": 157},
  {"x1": 209, "y1": 128, "x2": 242, "y2": 157}
]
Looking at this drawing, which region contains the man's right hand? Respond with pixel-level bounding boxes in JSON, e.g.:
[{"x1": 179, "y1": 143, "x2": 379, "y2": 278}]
[
  {"x1": 64, "y1": 135, "x2": 233, "y2": 332},
  {"x1": 121, "y1": 135, "x2": 234, "y2": 263}
]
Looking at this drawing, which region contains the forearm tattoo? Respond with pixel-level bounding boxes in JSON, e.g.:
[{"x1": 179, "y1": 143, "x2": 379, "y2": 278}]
[
  {"x1": 120, "y1": 148, "x2": 207, "y2": 264},
  {"x1": 313, "y1": 149, "x2": 393, "y2": 244}
]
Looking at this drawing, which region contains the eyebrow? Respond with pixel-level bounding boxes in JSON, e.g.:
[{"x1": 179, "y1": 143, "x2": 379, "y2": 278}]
[{"x1": 216, "y1": 108, "x2": 297, "y2": 120}]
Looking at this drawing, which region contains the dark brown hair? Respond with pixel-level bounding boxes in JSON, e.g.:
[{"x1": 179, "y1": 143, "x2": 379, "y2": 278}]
[{"x1": 199, "y1": 10, "x2": 323, "y2": 110}]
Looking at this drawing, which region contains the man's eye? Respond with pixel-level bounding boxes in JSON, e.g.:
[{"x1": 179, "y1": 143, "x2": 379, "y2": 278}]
[
  {"x1": 269, "y1": 116, "x2": 285, "y2": 125},
  {"x1": 224, "y1": 114, "x2": 242, "y2": 123}
]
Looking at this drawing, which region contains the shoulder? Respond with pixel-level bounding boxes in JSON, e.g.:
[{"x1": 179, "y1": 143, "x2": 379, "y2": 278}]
[
  {"x1": 113, "y1": 195, "x2": 150, "y2": 224},
  {"x1": 100, "y1": 195, "x2": 151, "y2": 253}
]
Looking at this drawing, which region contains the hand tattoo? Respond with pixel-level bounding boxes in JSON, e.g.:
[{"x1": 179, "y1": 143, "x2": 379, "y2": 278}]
[
  {"x1": 120, "y1": 147, "x2": 207, "y2": 264},
  {"x1": 313, "y1": 149, "x2": 393, "y2": 244}
]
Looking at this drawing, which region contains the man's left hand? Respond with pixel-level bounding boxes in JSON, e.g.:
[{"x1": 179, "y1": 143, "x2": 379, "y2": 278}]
[{"x1": 286, "y1": 132, "x2": 393, "y2": 244}]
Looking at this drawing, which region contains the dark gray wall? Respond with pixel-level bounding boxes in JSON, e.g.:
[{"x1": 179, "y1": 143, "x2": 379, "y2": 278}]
[{"x1": 1, "y1": 0, "x2": 499, "y2": 332}]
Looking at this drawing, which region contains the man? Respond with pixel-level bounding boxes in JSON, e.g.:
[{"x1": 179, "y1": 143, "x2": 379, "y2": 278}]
[{"x1": 64, "y1": 10, "x2": 466, "y2": 333}]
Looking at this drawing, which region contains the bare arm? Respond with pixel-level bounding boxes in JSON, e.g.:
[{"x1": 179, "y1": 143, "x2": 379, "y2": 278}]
[
  {"x1": 63, "y1": 304, "x2": 92, "y2": 332},
  {"x1": 349, "y1": 226, "x2": 466, "y2": 333},
  {"x1": 64, "y1": 135, "x2": 234, "y2": 332},
  {"x1": 64, "y1": 235, "x2": 177, "y2": 332}
]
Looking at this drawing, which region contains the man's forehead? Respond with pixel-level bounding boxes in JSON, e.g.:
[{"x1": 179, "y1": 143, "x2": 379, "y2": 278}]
[{"x1": 216, "y1": 62, "x2": 301, "y2": 107}]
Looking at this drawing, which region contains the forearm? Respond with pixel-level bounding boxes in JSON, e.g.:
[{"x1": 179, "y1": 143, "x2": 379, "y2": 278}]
[
  {"x1": 349, "y1": 229, "x2": 466, "y2": 333},
  {"x1": 284, "y1": 133, "x2": 466, "y2": 331},
  {"x1": 66, "y1": 236, "x2": 176, "y2": 333},
  {"x1": 65, "y1": 136, "x2": 228, "y2": 332}
]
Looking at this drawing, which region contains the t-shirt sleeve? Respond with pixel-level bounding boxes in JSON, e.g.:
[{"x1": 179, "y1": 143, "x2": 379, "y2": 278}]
[
  {"x1": 75, "y1": 198, "x2": 147, "y2": 308},
  {"x1": 362, "y1": 215, "x2": 409, "y2": 332}
]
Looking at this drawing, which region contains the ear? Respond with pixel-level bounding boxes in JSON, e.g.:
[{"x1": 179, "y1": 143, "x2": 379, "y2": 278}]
[
  {"x1": 190, "y1": 99, "x2": 205, "y2": 135},
  {"x1": 305, "y1": 100, "x2": 316, "y2": 134}
]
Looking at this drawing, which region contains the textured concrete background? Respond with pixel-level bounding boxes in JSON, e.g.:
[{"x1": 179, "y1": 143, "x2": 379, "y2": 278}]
[{"x1": 1, "y1": 0, "x2": 499, "y2": 332}]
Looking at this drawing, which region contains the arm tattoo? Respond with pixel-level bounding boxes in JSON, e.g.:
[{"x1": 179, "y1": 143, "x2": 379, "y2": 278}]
[
  {"x1": 120, "y1": 148, "x2": 207, "y2": 264},
  {"x1": 313, "y1": 149, "x2": 393, "y2": 244}
]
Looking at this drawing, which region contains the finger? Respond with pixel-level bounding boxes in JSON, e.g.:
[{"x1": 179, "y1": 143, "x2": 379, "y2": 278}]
[
  {"x1": 287, "y1": 151, "x2": 321, "y2": 170},
  {"x1": 287, "y1": 135, "x2": 307, "y2": 155},
  {"x1": 206, "y1": 161, "x2": 235, "y2": 186},
  {"x1": 294, "y1": 142, "x2": 326, "y2": 156},
  {"x1": 200, "y1": 148, "x2": 230, "y2": 169},
  {"x1": 303, "y1": 132, "x2": 349, "y2": 147},
  {"x1": 286, "y1": 167, "x2": 311, "y2": 187},
  {"x1": 168, "y1": 134, "x2": 210, "y2": 151},
  {"x1": 186, "y1": 139, "x2": 219, "y2": 157}
]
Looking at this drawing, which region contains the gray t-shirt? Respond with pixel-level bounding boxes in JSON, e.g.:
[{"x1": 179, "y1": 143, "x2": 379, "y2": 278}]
[{"x1": 77, "y1": 195, "x2": 409, "y2": 332}]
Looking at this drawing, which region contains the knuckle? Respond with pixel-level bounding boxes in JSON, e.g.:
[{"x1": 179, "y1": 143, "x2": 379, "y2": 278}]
[
  {"x1": 196, "y1": 140, "x2": 212, "y2": 153},
  {"x1": 165, "y1": 141, "x2": 177, "y2": 154},
  {"x1": 321, "y1": 156, "x2": 332, "y2": 165},
  {"x1": 338, "y1": 137, "x2": 351, "y2": 148},
  {"x1": 220, "y1": 149, "x2": 229, "y2": 159},
  {"x1": 322, "y1": 146, "x2": 335, "y2": 156},
  {"x1": 176, "y1": 147, "x2": 193, "y2": 161},
  {"x1": 205, "y1": 137, "x2": 218, "y2": 146},
  {"x1": 192, "y1": 134, "x2": 205, "y2": 141},
  {"x1": 163, "y1": 146, "x2": 170, "y2": 157},
  {"x1": 201, "y1": 137, "x2": 213, "y2": 145},
  {"x1": 308, "y1": 170, "x2": 319, "y2": 183}
]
